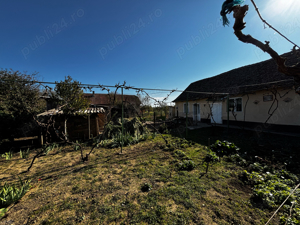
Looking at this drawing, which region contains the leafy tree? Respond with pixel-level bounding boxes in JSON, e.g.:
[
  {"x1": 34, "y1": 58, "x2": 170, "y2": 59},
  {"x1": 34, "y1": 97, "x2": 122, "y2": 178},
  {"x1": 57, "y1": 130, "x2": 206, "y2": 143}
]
[
  {"x1": 54, "y1": 76, "x2": 90, "y2": 140},
  {"x1": 0, "y1": 69, "x2": 45, "y2": 140}
]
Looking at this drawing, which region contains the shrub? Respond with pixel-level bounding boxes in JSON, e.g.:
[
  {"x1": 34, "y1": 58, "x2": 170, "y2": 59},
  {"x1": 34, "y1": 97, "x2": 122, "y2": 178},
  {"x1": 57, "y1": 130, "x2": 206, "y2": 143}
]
[
  {"x1": 203, "y1": 151, "x2": 219, "y2": 173},
  {"x1": 177, "y1": 160, "x2": 196, "y2": 171},
  {"x1": 210, "y1": 140, "x2": 239, "y2": 157},
  {"x1": 242, "y1": 169, "x2": 300, "y2": 222},
  {"x1": 204, "y1": 151, "x2": 219, "y2": 164},
  {"x1": 173, "y1": 150, "x2": 190, "y2": 160}
]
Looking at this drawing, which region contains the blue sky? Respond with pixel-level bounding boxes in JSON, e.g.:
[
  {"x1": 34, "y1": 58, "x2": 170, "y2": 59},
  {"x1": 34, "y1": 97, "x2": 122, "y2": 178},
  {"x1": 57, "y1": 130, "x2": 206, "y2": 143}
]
[{"x1": 1, "y1": 0, "x2": 300, "y2": 103}]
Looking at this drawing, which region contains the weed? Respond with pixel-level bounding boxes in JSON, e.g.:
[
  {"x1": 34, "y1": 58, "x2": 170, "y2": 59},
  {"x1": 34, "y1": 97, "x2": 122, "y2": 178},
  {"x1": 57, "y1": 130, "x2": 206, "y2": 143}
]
[
  {"x1": 1, "y1": 150, "x2": 13, "y2": 160},
  {"x1": 0, "y1": 177, "x2": 31, "y2": 209},
  {"x1": 177, "y1": 160, "x2": 196, "y2": 171},
  {"x1": 20, "y1": 148, "x2": 30, "y2": 159}
]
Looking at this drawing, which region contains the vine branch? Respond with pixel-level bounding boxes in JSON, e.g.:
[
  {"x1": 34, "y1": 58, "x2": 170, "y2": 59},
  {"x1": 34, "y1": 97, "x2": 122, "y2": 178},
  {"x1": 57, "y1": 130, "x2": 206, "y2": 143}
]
[
  {"x1": 231, "y1": 2, "x2": 300, "y2": 88},
  {"x1": 250, "y1": 0, "x2": 300, "y2": 49}
]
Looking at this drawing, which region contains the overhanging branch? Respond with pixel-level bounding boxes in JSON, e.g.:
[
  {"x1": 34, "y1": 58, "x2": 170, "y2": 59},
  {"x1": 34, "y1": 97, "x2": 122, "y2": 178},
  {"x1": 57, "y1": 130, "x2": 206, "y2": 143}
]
[{"x1": 231, "y1": 4, "x2": 300, "y2": 87}]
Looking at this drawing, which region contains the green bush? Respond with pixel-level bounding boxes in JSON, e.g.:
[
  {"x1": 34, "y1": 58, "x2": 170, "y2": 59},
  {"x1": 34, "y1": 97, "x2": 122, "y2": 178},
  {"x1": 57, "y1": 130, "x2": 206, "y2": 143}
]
[
  {"x1": 173, "y1": 150, "x2": 191, "y2": 160},
  {"x1": 204, "y1": 151, "x2": 219, "y2": 164},
  {"x1": 210, "y1": 140, "x2": 239, "y2": 157},
  {"x1": 177, "y1": 160, "x2": 196, "y2": 171},
  {"x1": 242, "y1": 169, "x2": 300, "y2": 223}
]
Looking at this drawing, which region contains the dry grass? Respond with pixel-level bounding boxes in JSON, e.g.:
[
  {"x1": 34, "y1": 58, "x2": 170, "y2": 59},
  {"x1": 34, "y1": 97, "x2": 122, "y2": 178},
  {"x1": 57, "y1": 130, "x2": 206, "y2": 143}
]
[{"x1": 0, "y1": 135, "x2": 279, "y2": 224}]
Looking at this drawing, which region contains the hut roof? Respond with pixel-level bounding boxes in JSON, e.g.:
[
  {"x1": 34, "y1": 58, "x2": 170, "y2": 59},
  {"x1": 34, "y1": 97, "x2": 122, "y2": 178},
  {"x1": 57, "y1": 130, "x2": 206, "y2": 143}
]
[{"x1": 37, "y1": 107, "x2": 105, "y2": 117}]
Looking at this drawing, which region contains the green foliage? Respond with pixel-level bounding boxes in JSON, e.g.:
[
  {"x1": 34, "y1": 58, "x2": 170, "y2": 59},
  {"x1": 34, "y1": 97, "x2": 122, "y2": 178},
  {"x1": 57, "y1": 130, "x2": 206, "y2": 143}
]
[
  {"x1": 204, "y1": 151, "x2": 219, "y2": 163},
  {"x1": 0, "y1": 69, "x2": 45, "y2": 139},
  {"x1": 141, "y1": 183, "x2": 152, "y2": 192},
  {"x1": 174, "y1": 150, "x2": 185, "y2": 157},
  {"x1": 105, "y1": 117, "x2": 148, "y2": 139},
  {"x1": 1, "y1": 150, "x2": 13, "y2": 160},
  {"x1": 203, "y1": 150, "x2": 219, "y2": 174},
  {"x1": 225, "y1": 153, "x2": 247, "y2": 166},
  {"x1": 177, "y1": 160, "x2": 196, "y2": 171},
  {"x1": 54, "y1": 76, "x2": 90, "y2": 115},
  {"x1": 20, "y1": 148, "x2": 30, "y2": 159},
  {"x1": 158, "y1": 123, "x2": 169, "y2": 134},
  {"x1": 210, "y1": 140, "x2": 240, "y2": 157},
  {"x1": 73, "y1": 140, "x2": 81, "y2": 151},
  {"x1": 109, "y1": 132, "x2": 148, "y2": 148},
  {"x1": 242, "y1": 168, "x2": 300, "y2": 223},
  {"x1": 0, "y1": 207, "x2": 7, "y2": 219},
  {"x1": 0, "y1": 177, "x2": 31, "y2": 209},
  {"x1": 42, "y1": 143, "x2": 58, "y2": 155}
]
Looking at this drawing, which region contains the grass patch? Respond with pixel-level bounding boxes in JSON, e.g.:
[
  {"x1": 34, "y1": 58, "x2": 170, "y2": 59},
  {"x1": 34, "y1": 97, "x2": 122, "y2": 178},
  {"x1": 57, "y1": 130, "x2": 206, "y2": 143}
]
[{"x1": 1, "y1": 129, "x2": 298, "y2": 224}]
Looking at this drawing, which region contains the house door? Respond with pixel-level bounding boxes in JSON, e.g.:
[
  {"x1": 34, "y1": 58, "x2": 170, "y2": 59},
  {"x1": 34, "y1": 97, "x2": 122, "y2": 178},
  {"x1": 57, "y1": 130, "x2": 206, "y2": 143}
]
[
  {"x1": 210, "y1": 103, "x2": 222, "y2": 124},
  {"x1": 193, "y1": 104, "x2": 200, "y2": 121}
]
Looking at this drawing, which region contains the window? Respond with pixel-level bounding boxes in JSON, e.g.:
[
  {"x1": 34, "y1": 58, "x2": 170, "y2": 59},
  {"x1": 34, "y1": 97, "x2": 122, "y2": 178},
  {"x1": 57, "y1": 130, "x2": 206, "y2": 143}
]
[
  {"x1": 183, "y1": 103, "x2": 189, "y2": 113},
  {"x1": 263, "y1": 95, "x2": 273, "y2": 102},
  {"x1": 229, "y1": 98, "x2": 242, "y2": 112}
]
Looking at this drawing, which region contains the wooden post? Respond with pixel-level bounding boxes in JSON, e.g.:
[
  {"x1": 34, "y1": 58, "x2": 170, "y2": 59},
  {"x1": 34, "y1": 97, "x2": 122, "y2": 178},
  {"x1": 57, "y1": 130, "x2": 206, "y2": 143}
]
[
  {"x1": 40, "y1": 133, "x2": 43, "y2": 146},
  {"x1": 121, "y1": 87, "x2": 124, "y2": 154},
  {"x1": 88, "y1": 114, "x2": 91, "y2": 139},
  {"x1": 154, "y1": 112, "x2": 156, "y2": 133},
  {"x1": 96, "y1": 115, "x2": 100, "y2": 135}
]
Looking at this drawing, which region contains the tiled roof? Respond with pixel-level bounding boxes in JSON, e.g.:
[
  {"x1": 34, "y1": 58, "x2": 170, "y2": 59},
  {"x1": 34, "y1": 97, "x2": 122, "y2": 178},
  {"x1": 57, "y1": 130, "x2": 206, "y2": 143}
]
[
  {"x1": 174, "y1": 51, "x2": 297, "y2": 102},
  {"x1": 84, "y1": 93, "x2": 141, "y2": 106}
]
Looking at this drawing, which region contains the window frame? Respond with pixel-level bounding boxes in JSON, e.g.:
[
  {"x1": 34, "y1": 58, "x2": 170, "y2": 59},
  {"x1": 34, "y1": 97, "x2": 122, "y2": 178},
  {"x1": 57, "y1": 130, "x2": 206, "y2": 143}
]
[
  {"x1": 263, "y1": 94, "x2": 273, "y2": 102},
  {"x1": 229, "y1": 97, "x2": 243, "y2": 112}
]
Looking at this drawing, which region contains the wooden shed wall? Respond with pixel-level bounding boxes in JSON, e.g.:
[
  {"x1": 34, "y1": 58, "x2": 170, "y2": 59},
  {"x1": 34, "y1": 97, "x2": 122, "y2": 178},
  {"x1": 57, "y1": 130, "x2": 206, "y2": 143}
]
[{"x1": 53, "y1": 113, "x2": 106, "y2": 140}]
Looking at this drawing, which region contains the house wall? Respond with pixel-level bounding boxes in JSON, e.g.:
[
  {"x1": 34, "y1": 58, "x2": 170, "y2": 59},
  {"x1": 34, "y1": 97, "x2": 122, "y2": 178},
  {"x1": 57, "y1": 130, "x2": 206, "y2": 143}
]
[
  {"x1": 224, "y1": 89, "x2": 300, "y2": 126},
  {"x1": 175, "y1": 89, "x2": 300, "y2": 126},
  {"x1": 168, "y1": 107, "x2": 175, "y2": 118},
  {"x1": 175, "y1": 100, "x2": 211, "y2": 120}
]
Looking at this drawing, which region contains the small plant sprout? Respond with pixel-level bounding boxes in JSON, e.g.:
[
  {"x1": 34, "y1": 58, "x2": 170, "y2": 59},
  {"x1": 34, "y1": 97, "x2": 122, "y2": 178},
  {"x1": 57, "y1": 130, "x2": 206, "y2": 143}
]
[
  {"x1": 20, "y1": 148, "x2": 30, "y2": 159},
  {"x1": 203, "y1": 151, "x2": 219, "y2": 174},
  {"x1": 1, "y1": 151, "x2": 13, "y2": 160}
]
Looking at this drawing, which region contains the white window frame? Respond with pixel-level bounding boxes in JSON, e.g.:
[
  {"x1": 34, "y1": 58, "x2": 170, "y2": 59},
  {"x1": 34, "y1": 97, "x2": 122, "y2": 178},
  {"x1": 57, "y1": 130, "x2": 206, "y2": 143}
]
[{"x1": 229, "y1": 97, "x2": 242, "y2": 112}]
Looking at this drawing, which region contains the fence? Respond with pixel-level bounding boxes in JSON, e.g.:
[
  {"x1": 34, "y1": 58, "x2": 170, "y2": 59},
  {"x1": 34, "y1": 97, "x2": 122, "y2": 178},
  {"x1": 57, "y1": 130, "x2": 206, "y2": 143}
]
[{"x1": 1, "y1": 78, "x2": 299, "y2": 153}]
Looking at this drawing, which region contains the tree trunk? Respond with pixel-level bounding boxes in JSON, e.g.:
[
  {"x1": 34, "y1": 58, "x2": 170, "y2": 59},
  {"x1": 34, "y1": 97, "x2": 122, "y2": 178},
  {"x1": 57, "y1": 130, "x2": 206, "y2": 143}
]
[{"x1": 64, "y1": 116, "x2": 68, "y2": 141}]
